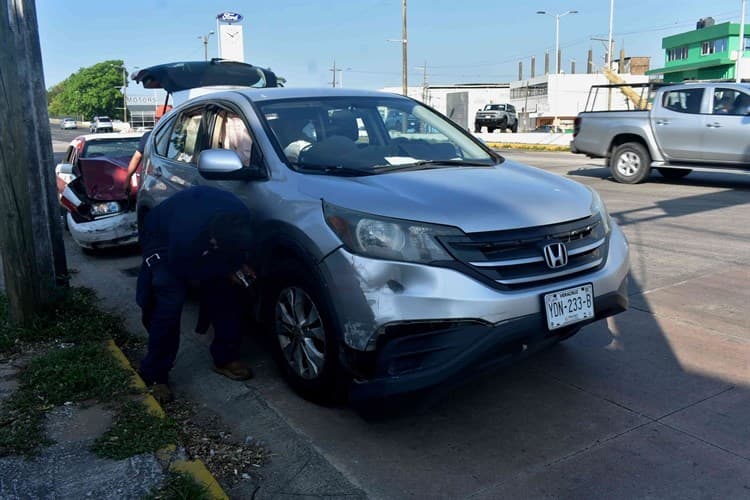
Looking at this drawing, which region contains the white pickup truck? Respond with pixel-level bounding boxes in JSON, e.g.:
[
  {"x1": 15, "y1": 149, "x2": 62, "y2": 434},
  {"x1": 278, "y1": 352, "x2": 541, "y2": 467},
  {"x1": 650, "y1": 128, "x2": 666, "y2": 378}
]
[{"x1": 571, "y1": 82, "x2": 750, "y2": 183}]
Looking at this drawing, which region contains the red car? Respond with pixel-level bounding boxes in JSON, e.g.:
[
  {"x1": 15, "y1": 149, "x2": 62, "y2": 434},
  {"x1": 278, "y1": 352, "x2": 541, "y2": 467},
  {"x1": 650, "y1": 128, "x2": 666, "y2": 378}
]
[{"x1": 55, "y1": 132, "x2": 145, "y2": 250}]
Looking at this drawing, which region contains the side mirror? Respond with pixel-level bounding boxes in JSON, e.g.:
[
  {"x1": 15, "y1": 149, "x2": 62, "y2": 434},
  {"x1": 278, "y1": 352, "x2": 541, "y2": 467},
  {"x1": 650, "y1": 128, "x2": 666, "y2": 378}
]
[
  {"x1": 55, "y1": 163, "x2": 74, "y2": 175},
  {"x1": 198, "y1": 149, "x2": 264, "y2": 181}
]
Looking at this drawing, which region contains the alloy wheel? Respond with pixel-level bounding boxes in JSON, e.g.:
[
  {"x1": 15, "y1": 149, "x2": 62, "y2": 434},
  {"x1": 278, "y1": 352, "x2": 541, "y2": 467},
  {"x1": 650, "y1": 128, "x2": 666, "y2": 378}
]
[
  {"x1": 275, "y1": 287, "x2": 326, "y2": 380},
  {"x1": 616, "y1": 151, "x2": 641, "y2": 177}
]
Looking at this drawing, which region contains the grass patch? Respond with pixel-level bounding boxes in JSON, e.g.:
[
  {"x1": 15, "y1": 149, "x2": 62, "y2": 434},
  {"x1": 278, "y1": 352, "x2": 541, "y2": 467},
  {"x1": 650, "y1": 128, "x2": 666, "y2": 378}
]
[
  {"x1": 145, "y1": 471, "x2": 211, "y2": 500},
  {"x1": 0, "y1": 287, "x2": 142, "y2": 356},
  {"x1": 0, "y1": 343, "x2": 133, "y2": 456},
  {"x1": 92, "y1": 401, "x2": 178, "y2": 460},
  {"x1": 487, "y1": 142, "x2": 571, "y2": 152}
]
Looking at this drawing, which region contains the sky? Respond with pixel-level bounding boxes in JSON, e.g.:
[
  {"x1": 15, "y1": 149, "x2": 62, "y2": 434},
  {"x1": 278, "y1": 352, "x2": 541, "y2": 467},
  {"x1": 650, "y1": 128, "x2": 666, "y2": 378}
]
[{"x1": 36, "y1": 0, "x2": 747, "y2": 94}]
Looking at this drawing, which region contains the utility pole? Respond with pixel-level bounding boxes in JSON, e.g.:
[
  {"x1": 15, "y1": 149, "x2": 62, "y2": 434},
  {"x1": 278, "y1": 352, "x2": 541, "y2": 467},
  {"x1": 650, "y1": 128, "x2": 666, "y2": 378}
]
[
  {"x1": 0, "y1": 0, "x2": 67, "y2": 326},
  {"x1": 416, "y1": 61, "x2": 429, "y2": 104},
  {"x1": 736, "y1": 0, "x2": 746, "y2": 83},
  {"x1": 607, "y1": 0, "x2": 614, "y2": 109},
  {"x1": 330, "y1": 59, "x2": 337, "y2": 87},
  {"x1": 402, "y1": 0, "x2": 408, "y2": 96},
  {"x1": 121, "y1": 66, "x2": 127, "y2": 123}
]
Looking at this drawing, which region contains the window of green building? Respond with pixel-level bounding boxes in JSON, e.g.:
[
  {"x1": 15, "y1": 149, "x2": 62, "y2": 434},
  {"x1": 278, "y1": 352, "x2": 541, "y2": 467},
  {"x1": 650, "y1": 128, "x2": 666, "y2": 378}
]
[
  {"x1": 701, "y1": 38, "x2": 728, "y2": 55},
  {"x1": 667, "y1": 46, "x2": 689, "y2": 61}
]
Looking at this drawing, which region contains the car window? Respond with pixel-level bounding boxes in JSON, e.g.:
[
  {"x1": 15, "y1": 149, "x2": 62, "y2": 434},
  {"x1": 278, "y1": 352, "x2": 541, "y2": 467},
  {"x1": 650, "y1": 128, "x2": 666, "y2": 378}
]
[
  {"x1": 166, "y1": 109, "x2": 204, "y2": 164},
  {"x1": 153, "y1": 116, "x2": 175, "y2": 157},
  {"x1": 662, "y1": 89, "x2": 704, "y2": 114},
  {"x1": 712, "y1": 88, "x2": 750, "y2": 116},
  {"x1": 209, "y1": 110, "x2": 254, "y2": 166}
]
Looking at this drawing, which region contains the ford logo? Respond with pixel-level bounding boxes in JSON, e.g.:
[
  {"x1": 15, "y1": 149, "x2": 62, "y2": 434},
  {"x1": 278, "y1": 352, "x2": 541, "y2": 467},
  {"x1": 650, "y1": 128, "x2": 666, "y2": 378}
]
[{"x1": 217, "y1": 11, "x2": 243, "y2": 22}]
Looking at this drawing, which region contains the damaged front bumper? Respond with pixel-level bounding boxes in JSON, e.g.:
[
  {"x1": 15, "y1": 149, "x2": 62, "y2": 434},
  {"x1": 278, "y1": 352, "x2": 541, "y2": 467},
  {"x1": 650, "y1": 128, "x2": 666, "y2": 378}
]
[
  {"x1": 66, "y1": 211, "x2": 139, "y2": 249},
  {"x1": 317, "y1": 224, "x2": 630, "y2": 399}
]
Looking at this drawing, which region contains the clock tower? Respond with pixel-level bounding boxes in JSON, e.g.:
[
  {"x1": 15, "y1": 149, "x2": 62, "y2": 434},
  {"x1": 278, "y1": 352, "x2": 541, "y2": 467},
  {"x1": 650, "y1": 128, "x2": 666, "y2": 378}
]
[{"x1": 216, "y1": 11, "x2": 245, "y2": 62}]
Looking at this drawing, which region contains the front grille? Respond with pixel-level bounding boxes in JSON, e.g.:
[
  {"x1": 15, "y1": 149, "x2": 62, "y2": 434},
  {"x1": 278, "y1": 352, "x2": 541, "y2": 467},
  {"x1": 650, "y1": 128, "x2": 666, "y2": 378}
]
[{"x1": 439, "y1": 215, "x2": 608, "y2": 289}]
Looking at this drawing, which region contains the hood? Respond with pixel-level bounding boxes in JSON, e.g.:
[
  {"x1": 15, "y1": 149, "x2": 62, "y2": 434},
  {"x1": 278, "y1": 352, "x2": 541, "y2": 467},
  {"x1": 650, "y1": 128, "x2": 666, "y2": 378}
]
[
  {"x1": 131, "y1": 59, "x2": 278, "y2": 93},
  {"x1": 300, "y1": 161, "x2": 594, "y2": 234},
  {"x1": 77, "y1": 157, "x2": 134, "y2": 201}
]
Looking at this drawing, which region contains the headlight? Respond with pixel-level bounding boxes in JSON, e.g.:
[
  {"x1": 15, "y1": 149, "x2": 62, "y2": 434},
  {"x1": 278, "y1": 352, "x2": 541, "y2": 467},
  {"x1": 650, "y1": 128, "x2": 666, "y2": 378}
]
[
  {"x1": 587, "y1": 187, "x2": 611, "y2": 234},
  {"x1": 324, "y1": 203, "x2": 461, "y2": 263},
  {"x1": 89, "y1": 201, "x2": 121, "y2": 217}
]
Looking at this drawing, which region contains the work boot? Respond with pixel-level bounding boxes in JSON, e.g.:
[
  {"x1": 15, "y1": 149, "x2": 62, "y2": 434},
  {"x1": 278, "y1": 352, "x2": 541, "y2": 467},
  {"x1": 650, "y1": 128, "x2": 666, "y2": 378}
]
[
  {"x1": 213, "y1": 360, "x2": 254, "y2": 381},
  {"x1": 148, "y1": 383, "x2": 174, "y2": 404}
]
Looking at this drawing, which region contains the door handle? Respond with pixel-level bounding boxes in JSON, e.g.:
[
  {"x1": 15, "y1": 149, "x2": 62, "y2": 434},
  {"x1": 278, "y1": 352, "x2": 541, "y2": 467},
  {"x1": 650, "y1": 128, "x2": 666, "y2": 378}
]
[
  {"x1": 706, "y1": 122, "x2": 722, "y2": 128},
  {"x1": 655, "y1": 120, "x2": 670, "y2": 126}
]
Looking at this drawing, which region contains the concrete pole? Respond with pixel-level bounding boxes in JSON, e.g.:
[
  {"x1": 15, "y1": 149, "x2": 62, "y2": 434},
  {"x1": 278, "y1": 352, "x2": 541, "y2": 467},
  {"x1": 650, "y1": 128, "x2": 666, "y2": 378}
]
[
  {"x1": 402, "y1": 0, "x2": 408, "y2": 96},
  {"x1": 518, "y1": 61, "x2": 523, "y2": 80},
  {"x1": 555, "y1": 14, "x2": 560, "y2": 74},
  {"x1": 0, "y1": 0, "x2": 67, "y2": 326},
  {"x1": 607, "y1": 0, "x2": 614, "y2": 110},
  {"x1": 531, "y1": 56, "x2": 536, "y2": 77},
  {"x1": 545, "y1": 51, "x2": 550, "y2": 75},
  {"x1": 736, "y1": 0, "x2": 746, "y2": 83}
]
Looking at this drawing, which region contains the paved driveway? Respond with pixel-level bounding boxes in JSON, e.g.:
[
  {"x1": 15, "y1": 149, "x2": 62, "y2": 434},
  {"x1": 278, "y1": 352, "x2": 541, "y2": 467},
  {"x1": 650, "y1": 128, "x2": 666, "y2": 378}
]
[{"x1": 57, "y1": 140, "x2": 750, "y2": 498}]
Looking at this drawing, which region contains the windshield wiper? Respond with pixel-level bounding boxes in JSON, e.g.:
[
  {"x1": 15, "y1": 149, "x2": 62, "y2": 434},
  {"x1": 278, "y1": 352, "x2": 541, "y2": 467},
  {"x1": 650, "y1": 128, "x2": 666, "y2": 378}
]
[
  {"x1": 383, "y1": 159, "x2": 496, "y2": 172},
  {"x1": 294, "y1": 163, "x2": 374, "y2": 176}
]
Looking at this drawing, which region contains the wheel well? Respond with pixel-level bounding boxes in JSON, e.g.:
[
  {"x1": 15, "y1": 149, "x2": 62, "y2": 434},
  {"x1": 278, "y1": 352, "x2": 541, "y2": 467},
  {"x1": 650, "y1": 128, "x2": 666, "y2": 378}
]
[{"x1": 609, "y1": 134, "x2": 649, "y2": 157}]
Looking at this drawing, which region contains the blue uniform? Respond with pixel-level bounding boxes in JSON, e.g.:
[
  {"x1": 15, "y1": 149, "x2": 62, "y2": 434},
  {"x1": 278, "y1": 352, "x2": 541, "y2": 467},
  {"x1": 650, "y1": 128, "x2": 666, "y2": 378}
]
[{"x1": 137, "y1": 186, "x2": 252, "y2": 385}]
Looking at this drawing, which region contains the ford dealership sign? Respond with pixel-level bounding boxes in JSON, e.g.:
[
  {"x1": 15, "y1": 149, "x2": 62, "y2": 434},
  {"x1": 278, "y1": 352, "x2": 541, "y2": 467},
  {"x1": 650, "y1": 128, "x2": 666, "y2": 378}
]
[{"x1": 217, "y1": 11, "x2": 243, "y2": 23}]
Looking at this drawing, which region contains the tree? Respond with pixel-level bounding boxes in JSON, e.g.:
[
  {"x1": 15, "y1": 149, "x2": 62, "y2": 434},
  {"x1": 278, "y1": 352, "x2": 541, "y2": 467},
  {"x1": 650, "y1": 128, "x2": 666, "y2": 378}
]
[
  {"x1": 0, "y1": 0, "x2": 67, "y2": 326},
  {"x1": 47, "y1": 60, "x2": 124, "y2": 119}
]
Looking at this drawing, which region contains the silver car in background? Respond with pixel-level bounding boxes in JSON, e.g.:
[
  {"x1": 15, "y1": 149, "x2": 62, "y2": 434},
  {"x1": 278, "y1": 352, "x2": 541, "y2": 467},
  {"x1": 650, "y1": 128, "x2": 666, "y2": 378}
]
[{"x1": 137, "y1": 87, "x2": 630, "y2": 403}]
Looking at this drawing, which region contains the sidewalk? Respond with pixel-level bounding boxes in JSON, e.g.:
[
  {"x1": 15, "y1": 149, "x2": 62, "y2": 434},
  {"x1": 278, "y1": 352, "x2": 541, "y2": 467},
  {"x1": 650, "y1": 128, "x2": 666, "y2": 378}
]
[{"x1": 0, "y1": 242, "x2": 367, "y2": 499}]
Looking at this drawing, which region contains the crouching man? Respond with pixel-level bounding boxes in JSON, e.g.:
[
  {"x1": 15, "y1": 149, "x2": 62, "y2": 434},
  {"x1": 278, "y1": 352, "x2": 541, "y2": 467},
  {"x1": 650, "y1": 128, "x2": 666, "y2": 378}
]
[{"x1": 136, "y1": 185, "x2": 256, "y2": 402}]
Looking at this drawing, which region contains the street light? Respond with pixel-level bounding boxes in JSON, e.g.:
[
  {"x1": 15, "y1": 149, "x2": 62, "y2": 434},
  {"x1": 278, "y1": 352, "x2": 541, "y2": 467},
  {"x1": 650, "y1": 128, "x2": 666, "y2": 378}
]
[
  {"x1": 111, "y1": 64, "x2": 128, "y2": 122},
  {"x1": 537, "y1": 9, "x2": 578, "y2": 74},
  {"x1": 198, "y1": 30, "x2": 215, "y2": 61}
]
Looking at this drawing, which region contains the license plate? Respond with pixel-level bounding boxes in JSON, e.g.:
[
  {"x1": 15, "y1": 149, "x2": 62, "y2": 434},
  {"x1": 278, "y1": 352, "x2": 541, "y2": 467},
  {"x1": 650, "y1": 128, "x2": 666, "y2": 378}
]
[{"x1": 544, "y1": 284, "x2": 594, "y2": 330}]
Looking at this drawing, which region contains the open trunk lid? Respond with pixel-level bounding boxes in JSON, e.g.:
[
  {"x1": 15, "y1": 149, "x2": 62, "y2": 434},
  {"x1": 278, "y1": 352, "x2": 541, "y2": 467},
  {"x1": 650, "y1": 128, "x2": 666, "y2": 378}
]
[{"x1": 131, "y1": 59, "x2": 279, "y2": 93}]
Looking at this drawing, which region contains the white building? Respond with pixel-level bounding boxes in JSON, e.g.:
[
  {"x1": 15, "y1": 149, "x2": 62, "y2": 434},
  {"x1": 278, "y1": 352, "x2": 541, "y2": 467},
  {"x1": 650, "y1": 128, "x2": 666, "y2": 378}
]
[
  {"x1": 510, "y1": 73, "x2": 650, "y2": 129},
  {"x1": 380, "y1": 83, "x2": 510, "y2": 130}
]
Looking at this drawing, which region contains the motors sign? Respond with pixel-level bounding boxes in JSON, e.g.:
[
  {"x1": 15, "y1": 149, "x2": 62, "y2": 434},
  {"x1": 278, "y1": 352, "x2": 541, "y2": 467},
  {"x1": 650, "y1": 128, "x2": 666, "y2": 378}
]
[
  {"x1": 217, "y1": 11, "x2": 243, "y2": 23},
  {"x1": 126, "y1": 95, "x2": 158, "y2": 106}
]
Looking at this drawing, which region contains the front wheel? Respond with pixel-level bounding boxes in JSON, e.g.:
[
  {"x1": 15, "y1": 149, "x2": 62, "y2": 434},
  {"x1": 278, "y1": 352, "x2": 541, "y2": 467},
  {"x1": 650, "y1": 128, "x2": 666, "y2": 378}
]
[
  {"x1": 610, "y1": 142, "x2": 651, "y2": 184},
  {"x1": 510, "y1": 122, "x2": 518, "y2": 133},
  {"x1": 262, "y1": 260, "x2": 346, "y2": 404}
]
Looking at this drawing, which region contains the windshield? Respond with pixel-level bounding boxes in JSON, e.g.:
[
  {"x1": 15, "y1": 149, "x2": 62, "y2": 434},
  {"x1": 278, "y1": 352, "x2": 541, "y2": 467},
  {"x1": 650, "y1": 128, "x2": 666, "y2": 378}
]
[
  {"x1": 82, "y1": 137, "x2": 141, "y2": 158},
  {"x1": 257, "y1": 96, "x2": 496, "y2": 175},
  {"x1": 485, "y1": 105, "x2": 506, "y2": 111}
]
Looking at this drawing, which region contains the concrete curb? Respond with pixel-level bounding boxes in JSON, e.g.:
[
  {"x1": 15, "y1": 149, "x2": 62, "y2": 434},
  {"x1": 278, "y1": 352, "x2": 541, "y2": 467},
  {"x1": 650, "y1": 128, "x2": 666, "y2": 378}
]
[{"x1": 105, "y1": 340, "x2": 229, "y2": 500}]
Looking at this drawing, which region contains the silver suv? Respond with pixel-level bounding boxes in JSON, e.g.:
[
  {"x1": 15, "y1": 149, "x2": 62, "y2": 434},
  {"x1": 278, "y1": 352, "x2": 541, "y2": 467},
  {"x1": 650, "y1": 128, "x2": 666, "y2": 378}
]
[{"x1": 137, "y1": 87, "x2": 630, "y2": 403}]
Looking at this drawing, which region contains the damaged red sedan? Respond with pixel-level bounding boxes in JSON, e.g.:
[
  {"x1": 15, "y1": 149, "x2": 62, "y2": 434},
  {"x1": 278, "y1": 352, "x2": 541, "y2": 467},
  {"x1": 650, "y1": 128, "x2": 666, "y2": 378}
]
[{"x1": 56, "y1": 132, "x2": 145, "y2": 250}]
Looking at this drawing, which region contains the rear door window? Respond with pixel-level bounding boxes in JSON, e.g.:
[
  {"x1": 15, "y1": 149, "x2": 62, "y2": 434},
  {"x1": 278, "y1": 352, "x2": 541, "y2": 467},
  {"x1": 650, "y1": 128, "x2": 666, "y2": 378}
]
[
  {"x1": 662, "y1": 89, "x2": 704, "y2": 114},
  {"x1": 166, "y1": 108, "x2": 204, "y2": 164}
]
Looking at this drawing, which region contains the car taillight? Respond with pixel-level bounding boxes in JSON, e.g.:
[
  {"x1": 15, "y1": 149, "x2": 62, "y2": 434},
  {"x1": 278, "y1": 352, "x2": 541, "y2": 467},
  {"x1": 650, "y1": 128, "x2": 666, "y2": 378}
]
[{"x1": 573, "y1": 117, "x2": 581, "y2": 138}]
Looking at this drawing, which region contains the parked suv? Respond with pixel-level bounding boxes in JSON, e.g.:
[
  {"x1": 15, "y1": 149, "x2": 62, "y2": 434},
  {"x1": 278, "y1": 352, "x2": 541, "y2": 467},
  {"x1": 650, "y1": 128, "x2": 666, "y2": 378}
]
[
  {"x1": 474, "y1": 104, "x2": 518, "y2": 133},
  {"x1": 90, "y1": 116, "x2": 113, "y2": 133},
  {"x1": 137, "y1": 86, "x2": 629, "y2": 403}
]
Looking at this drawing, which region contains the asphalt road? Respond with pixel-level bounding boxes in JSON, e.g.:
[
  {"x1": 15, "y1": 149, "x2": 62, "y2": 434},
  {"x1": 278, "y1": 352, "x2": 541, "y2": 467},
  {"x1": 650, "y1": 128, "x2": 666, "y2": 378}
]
[{"x1": 51, "y1": 129, "x2": 750, "y2": 499}]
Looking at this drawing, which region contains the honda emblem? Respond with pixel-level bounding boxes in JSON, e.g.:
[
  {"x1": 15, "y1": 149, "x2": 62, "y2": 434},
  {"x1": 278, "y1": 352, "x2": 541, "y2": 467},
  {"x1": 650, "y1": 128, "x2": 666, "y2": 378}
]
[{"x1": 543, "y1": 243, "x2": 568, "y2": 269}]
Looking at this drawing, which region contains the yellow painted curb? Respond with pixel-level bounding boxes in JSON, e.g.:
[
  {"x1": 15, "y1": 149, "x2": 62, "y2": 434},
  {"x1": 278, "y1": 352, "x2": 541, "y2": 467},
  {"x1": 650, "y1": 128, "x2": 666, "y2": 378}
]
[
  {"x1": 172, "y1": 460, "x2": 229, "y2": 500},
  {"x1": 105, "y1": 339, "x2": 229, "y2": 500},
  {"x1": 485, "y1": 142, "x2": 570, "y2": 151}
]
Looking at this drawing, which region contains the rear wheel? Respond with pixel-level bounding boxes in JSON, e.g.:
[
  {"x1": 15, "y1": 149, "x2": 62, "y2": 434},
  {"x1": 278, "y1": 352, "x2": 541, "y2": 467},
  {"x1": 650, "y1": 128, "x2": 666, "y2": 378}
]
[
  {"x1": 262, "y1": 260, "x2": 346, "y2": 404},
  {"x1": 657, "y1": 167, "x2": 691, "y2": 180},
  {"x1": 510, "y1": 122, "x2": 518, "y2": 133},
  {"x1": 610, "y1": 142, "x2": 651, "y2": 184}
]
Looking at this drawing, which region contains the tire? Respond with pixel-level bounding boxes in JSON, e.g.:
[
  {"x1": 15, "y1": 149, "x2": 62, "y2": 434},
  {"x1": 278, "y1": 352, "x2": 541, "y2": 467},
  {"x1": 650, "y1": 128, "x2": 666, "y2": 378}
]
[
  {"x1": 510, "y1": 122, "x2": 518, "y2": 133},
  {"x1": 610, "y1": 142, "x2": 651, "y2": 184},
  {"x1": 474, "y1": 125, "x2": 481, "y2": 133},
  {"x1": 657, "y1": 167, "x2": 691, "y2": 180},
  {"x1": 262, "y1": 259, "x2": 346, "y2": 404}
]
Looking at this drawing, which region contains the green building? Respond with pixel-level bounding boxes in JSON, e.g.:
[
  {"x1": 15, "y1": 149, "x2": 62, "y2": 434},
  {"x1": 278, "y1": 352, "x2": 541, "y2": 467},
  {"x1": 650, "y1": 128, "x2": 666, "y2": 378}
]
[{"x1": 647, "y1": 19, "x2": 750, "y2": 82}]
